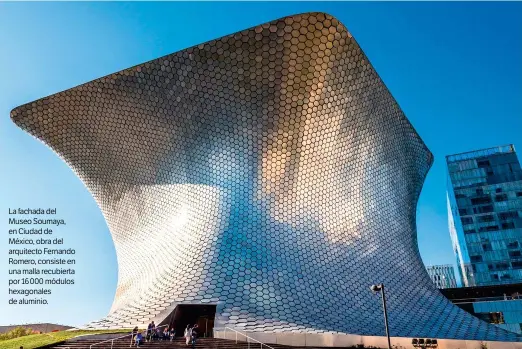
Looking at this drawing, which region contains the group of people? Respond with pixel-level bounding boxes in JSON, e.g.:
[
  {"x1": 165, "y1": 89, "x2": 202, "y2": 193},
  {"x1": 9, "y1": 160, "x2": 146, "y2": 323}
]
[
  {"x1": 131, "y1": 322, "x2": 173, "y2": 347},
  {"x1": 130, "y1": 322, "x2": 199, "y2": 348},
  {"x1": 184, "y1": 324, "x2": 199, "y2": 348}
]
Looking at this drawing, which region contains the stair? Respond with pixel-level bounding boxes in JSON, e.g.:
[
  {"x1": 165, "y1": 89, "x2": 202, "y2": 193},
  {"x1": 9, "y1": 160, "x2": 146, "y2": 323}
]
[{"x1": 48, "y1": 337, "x2": 356, "y2": 349}]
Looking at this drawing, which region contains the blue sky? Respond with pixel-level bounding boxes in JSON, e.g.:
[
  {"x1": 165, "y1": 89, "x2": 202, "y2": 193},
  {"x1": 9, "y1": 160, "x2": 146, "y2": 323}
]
[{"x1": 0, "y1": 2, "x2": 520, "y2": 326}]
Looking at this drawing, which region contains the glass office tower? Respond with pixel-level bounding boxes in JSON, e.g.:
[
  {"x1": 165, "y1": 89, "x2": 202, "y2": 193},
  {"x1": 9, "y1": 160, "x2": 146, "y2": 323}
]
[
  {"x1": 442, "y1": 283, "x2": 522, "y2": 334},
  {"x1": 447, "y1": 145, "x2": 522, "y2": 286},
  {"x1": 426, "y1": 264, "x2": 458, "y2": 289}
]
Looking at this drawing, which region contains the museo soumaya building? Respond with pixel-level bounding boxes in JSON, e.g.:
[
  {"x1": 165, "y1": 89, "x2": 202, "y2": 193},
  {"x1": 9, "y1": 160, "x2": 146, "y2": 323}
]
[{"x1": 11, "y1": 12, "x2": 522, "y2": 345}]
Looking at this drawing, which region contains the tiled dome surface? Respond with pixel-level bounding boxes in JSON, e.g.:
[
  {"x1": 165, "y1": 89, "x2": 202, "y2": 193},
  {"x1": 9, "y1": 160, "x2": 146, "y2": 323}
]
[{"x1": 11, "y1": 12, "x2": 521, "y2": 341}]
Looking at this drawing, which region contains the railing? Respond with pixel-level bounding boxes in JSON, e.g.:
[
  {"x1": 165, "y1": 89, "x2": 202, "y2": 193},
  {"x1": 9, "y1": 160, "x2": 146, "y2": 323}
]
[
  {"x1": 89, "y1": 324, "x2": 169, "y2": 349},
  {"x1": 451, "y1": 294, "x2": 522, "y2": 304},
  {"x1": 214, "y1": 327, "x2": 276, "y2": 349}
]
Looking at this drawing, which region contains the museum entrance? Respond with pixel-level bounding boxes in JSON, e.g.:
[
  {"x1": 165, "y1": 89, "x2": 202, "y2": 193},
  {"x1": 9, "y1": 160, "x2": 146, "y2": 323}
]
[{"x1": 167, "y1": 304, "x2": 216, "y2": 338}]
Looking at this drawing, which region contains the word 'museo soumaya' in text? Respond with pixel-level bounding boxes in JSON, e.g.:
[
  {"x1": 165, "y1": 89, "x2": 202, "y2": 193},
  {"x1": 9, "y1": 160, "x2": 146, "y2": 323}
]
[
  {"x1": 8, "y1": 218, "x2": 65, "y2": 227},
  {"x1": 7, "y1": 207, "x2": 77, "y2": 306},
  {"x1": 8, "y1": 208, "x2": 66, "y2": 227}
]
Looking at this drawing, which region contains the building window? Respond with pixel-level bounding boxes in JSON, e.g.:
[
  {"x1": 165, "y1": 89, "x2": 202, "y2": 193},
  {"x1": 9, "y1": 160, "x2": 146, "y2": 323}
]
[
  {"x1": 477, "y1": 312, "x2": 505, "y2": 324},
  {"x1": 461, "y1": 217, "x2": 474, "y2": 225},
  {"x1": 464, "y1": 229, "x2": 476, "y2": 234},
  {"x1": 491, "y1": 273, "x2": 511, "y2": 280},
  {"x1": 508, "y1": 241, "x2": 519, "y2": 249},
  {"x1": 489, "y1": 312, "x2": 505, "y2": 324},
  {"x1": 470, "y1": 255, "x2": 483, "y2": 262},
  {"x1": 496, "y1": 188, "x2": 503, "y2": 193},
  {"x1": 499, "y1": 211, "x2": 519, "y2": 220},
  {"x1": 479, "y1": 225, "x2": 499, "y2": 232},
  {"x1": 459, "y1": 208, "x2": 468, "y2": 216},
  {"x1": 502, "y1": 222, "x2": 516, "y2": 230},
  {"x1": 489, "y1": 263, "x2": 510, "y2": 271},
  {"x1": 471, "y1": 196, "x2": 492, "y2": 205},
  {"x1": 482, "y1": 243, "x2": 493, "y2": 252},
  {"x1": 509, "y1": 250, "x2": 521, "y2": 258},
  {"x1": 478, "y1": 215, "x2": 495, "y2": 223},
  {"x1": 512, "y1": 261, "x2": 522, "y2": 269},
  {"x1": 477, "y1": 160, "x2": 491, "y2": 168},
  {"x1": 501, "y1": 273, "x2": 512, "y2": 280},
  {"x1": 517, "y1": 192, "x2": 522, "y2": 197},
  {"x1": 495, "y1": 194, "x2": 508, "y2": 202},
  {"x1": 478, "y1": 205, "x2": 494, "y2": 213}
]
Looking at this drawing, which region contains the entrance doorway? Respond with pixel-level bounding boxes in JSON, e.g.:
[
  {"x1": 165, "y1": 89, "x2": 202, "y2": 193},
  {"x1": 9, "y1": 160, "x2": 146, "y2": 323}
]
[{"x1": 166, "y1": 304, "x2": 216, "y2": 338}]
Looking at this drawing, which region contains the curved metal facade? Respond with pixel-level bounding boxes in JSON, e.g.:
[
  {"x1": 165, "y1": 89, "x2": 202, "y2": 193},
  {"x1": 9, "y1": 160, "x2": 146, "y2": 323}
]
[{"x1": 11, "y1": 12, "x2": 520, "y2": 341}]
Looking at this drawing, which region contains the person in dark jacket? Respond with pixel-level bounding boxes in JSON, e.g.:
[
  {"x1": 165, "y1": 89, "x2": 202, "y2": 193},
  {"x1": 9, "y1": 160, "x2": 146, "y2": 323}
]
[
  {"x1": 191, "y1": 324, "x2": 199, "y2": 349},
  {"x1": 146, "y1": 322, "x2": 153, "y2": 341}
]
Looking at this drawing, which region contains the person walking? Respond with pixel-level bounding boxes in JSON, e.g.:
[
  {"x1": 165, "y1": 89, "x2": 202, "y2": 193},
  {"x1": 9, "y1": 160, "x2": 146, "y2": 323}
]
[
  {"x1": 191, "y1": 324, "x2": 199, "y2": 349},
  {"x1": 146, "y1": 322, "x2": 153, "y2": 341},
  {"x1": 131, "y1": 327, "x2": 139, "y2": 345},
  {"x1": 151, "y1": 321, "x2": 157, "y2": 341},
  {"x1": 184, "y1": 325, "x2": 192, "y2": 346},
  {"x1": 135, "y1": 332, "x2": 143, "y2": 347}
]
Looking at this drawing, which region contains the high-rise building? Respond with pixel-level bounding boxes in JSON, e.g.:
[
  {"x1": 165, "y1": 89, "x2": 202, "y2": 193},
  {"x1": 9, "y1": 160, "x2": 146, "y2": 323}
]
[
  {"x1": 441, "y1": 283, "x2": 522, "y2": 335},
  {"x1": 447, "y1": 145, "x2": 522, "y2": 287},
  {"x1": 426, "y1": 265, "x2": 458, "y2": 289}
]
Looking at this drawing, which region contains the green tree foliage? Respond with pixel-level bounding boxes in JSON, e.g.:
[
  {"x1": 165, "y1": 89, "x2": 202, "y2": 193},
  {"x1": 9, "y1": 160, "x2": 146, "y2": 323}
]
[{"x1": 0, "y1": 327, "x2": 34, "y2": 340}]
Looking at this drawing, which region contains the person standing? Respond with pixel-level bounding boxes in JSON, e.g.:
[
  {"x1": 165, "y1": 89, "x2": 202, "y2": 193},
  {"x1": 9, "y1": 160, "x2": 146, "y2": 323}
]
[
  {"x1": 191, "y1": 324, "x2": 199, "y2": 349},
  {"x1": 184, "y1": 325, "x2": 192, "y2": 346},
  {"x1": 151, "y1": 321, "x2": 157, "y2": 340},
  {"x1": 146, "y1": 322, "x2": 153, "y2": 341}
]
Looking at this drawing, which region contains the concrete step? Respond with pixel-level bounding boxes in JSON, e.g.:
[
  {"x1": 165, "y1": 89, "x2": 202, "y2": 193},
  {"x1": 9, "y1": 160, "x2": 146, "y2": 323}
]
[{"x1": 48, "y1": 337, "x2": 354, "y2": 349}]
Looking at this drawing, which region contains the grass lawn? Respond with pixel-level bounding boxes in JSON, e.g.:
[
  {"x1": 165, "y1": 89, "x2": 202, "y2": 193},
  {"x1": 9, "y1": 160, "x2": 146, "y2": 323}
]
[{"x1": 0, "y1": 329, "x2": 132, "y2": 349}]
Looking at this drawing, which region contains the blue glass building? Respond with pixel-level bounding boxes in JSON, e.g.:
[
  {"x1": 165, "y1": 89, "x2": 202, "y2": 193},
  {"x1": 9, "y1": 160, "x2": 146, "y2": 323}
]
[
  {"x1": 426, "y1": 264, "x2": 458, "y2": 289},
  {"x1": 442, "y1": 283, "x2": 522, "y2": 334},
  {"x1": 447, "y1": 145, "x2": 522, "y2": 286}
]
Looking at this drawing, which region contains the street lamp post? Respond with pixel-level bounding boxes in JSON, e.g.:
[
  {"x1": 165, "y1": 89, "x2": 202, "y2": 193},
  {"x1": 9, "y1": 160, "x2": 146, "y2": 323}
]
[{"x1": 370, "y1": 283, "x2": 391, "y2": 349}]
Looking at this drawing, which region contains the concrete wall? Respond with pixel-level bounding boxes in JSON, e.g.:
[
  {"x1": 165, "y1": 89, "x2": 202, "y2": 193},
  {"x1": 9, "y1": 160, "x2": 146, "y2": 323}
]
[{"x1": 215, "y1": 330, "x2": 522, "y2": 349}]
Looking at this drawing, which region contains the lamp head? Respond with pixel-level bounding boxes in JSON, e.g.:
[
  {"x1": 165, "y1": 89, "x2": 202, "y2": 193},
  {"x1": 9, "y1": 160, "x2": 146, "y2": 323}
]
[{"x1": 370, "y1": 284, "x2": 383, "y2": 293}]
